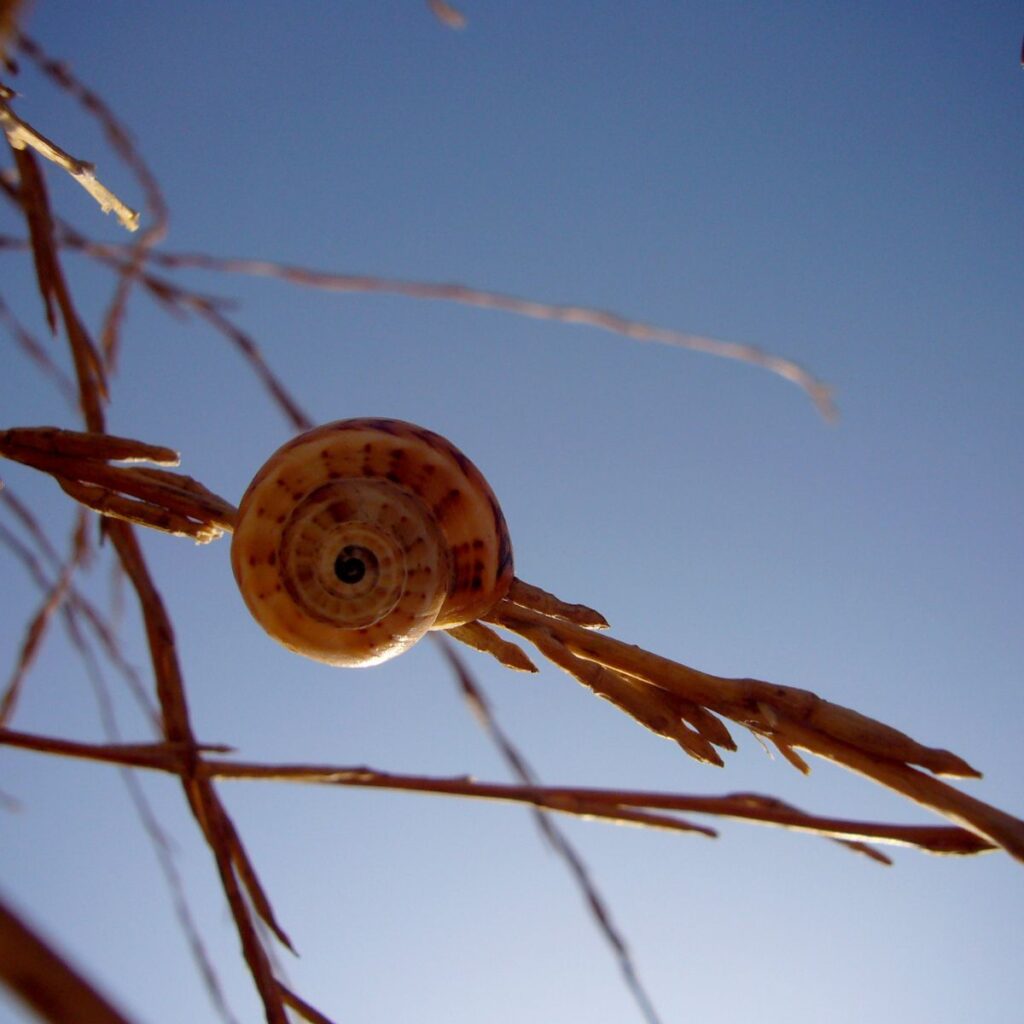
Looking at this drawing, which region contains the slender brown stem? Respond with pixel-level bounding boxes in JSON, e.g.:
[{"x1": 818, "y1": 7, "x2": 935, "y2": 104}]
[
  {"x1": 0, "y1": 892, "x2": 138, "y2": 1024},
  {"x1": 0, "y1": 729, "x2": 996, "y2": 857}
]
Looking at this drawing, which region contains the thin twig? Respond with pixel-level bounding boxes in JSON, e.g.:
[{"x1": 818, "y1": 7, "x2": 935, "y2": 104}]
[
  {"x1": 0, "y1": 290, "x2": 77, "y2": 405},
  {"x1": 0, "y1": 891, "x2": 138, "y2": 1024},
  {"x1": 437, "y1": 633, "x2": 666, "y2": 1024},
  {"x1": 32, "y1": 240, "x2": 837, "y2": 419},
  {"x1": 0, "y1": 489, "x2": 160, "y2": 725},
  {"x1": 105, "y1": 519, "x2": 294, "y2": 1024},
  {"x1": 0, "y1": 729, "x2": 998, "y2": 857},
  {"x1": 9, "y1": 145, "x2": 107, "y2": 430},
  {"x1": 278, "y1": 984, "x2": 340, "y2": 1024},
  {"x1": 0, "y1": 426, "x2": 237, "y2": 540},
  {"x1": 0, "y1": 81, "x2": 139, "y2": 230},
  {"x1": 15, "y1": 32, "x2": 168, "y2": 364},
  {"x1": 0, "y1": 538, "x2": 74, "y2": 725},
  {"x1": 427, "y1": 0, "x2": 467, "y2": 30}
]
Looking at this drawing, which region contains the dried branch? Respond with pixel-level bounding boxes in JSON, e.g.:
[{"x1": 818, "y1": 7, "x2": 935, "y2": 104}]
[
  {"x1": 104, "y1": 518, "x2": 293, "y2": 1023},
  {"x1": 437, "y1": 634, "x2": 665, "y2": 1024},
  {"x1": 36, "y1": 241, "x2": 837, "y2": 419},
  {"x1": 0, "y1": 891, "x2": 138, "y2": 1024},
  {"x1": 2, "y1": 214, "x2": 827, "y2": 427},
  {"x1": 0, "y1": 426, "x2": 237, "y2": 541},
  {"x1": 0, "y1": 424, "x2": 178, "y2": 464},
  {"x1": 0, "y1": 488, "x2": 160, "y2": 725},
  {"x1": 427, "y1": 0, "x2": 467, "y2": 30},
  {"x1": 2, "y1": 25, "x2": 1015, "y2": 1024},
  {"x1": 0, "y1": 82, "x2": 139, "y2": 230},
  {"x1": 507, "y1": 577, "x2": 609, "y2": 628},
  {"x1": 0, "y1": 0, "x2": 25, "y2": 60},
  {"x1": 8, "y1": 128, "x2": 292, "y2": 1018},
  {"x1": 11, "y1": 223, "x2": 314, "y2": 430},
  {"x1": 278, "y1": 984, "x2": 340, "y2": 1024},
  {"x1": 0, "y1": 537, "x2": 74, "y2": 725},
  {"x1": 15, "y1": 32, "x2": 168, "y2": 364},
  {"x1": 0, "y1": 728, "x2": 999, "y2": 858},
  {"x1": 9, "y1": 146, "x2": 108, "y2": 430},
  {"x1": 446, "y1": 620, "x2": 537, "y2": 671},
  {"x1": 0, "y1": 290, "x2": 77, "y2": 405},
  {"x1": 486, "y1": 598, "x2": 1024, "y2": 861}
]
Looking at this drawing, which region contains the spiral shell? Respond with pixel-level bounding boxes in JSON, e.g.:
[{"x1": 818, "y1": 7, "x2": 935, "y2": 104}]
[{"x1": 231, "y1": 418, "x2": 514, "y2": 667}]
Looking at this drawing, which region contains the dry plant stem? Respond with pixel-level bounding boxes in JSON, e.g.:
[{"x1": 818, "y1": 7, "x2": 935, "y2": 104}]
[
  {"x1": 10, "y1": 146, "x2": 107, "y2": 430},
  {"x1": 0, "y1": 491, "x2": 161, "y2": 724},
  {"x1": 0, "y1": 555, "x2": 72, "y2": 725},
  {"x1": 427, "y1": 0, "x2": 467, "y2": 29},
  {"x1": 507, "y1": 576, "x2": 609, "y2": 628},
  {"x1": 0, "y1": 427, "x2": 238, "y2": 539},
  {"x1": 15, "y1": 32, "x2": 169, "y2": 363},
  {"x1": 774, "y1": 715, "x2": 1024, "y2": 863},
  {"x1": 58, "y1": 477, "x2": 223, "y2": 542},
  {"x1": 519, "y1": 620, "x2": 728, "y2": 766},
  {"x1": 0, "y1": 222, "x2": 312, "y2": 433},
  {"x1": 487, "y1": 599, "x2": 1024, "y2": 861},
  {"x1": 0, "y1": 83, "x2": 139, "y2": 230},
  {"x1": 0, "y1": 729, "x2": 231, "y2": 766},
  {"x1": 0, "y1": 291, "x2": 78, "y2": 405},
  {"x1": 70, "y1": 244, "x2": 836, "y2": 419},
  {"x1": 446, "y1": 620, "x2": 538, "y2": 671},
  {"x1": 103, "y1": 520, "x2": 291, "y2": 1024},
  {"x1": 279, "y1": 985, "x2": 340, "y2": 1024},
  {"x1": 0, "y1": 1, "x2": 25, "y2": 58},
  {"x1": 437, "y1": 633, "x2": 666, "y2": 1024},
  {"x1": 491, "y1": 600, "x2": 973, "y2": 772},
  {"x1": 0, "y1": 892, "x2": 138, "y2": 1024},
  {"x1": 201, "y1": 765, "x2": 997, "y2": 857},
  {"x1": 0, "y1": 729, "x2": 997, "y2": 857},
  {"x1": 0, "y1": 425, "x2": 179, "y2": 464},
  {"x1": 7, "y1": 422, "x2": 1021, "y2": 861},
  {"x1": 51, "y1": 457, "x2": 229, "y2": 536},
  {"x1": 64, "y1": 580, "x2": 241, "y2": 1024}
]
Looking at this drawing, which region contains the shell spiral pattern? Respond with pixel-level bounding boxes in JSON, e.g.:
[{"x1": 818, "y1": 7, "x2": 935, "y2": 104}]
[{"x1": 231, "y1": 419, "x2": 514, "y2": 666}]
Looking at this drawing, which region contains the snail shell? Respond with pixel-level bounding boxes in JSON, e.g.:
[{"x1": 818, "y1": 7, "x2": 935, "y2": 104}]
[{"x1": 231, "y1": 418, "x2": 514, "y2": 667}]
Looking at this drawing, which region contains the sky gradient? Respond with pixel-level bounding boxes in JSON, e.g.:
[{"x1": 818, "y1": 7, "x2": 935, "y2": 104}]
[{"x1": 1, "y1": 4, "x2": 1022, "y2": 1023}]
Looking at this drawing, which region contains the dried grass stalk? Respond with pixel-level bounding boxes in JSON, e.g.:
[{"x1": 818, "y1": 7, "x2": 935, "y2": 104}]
[
  {"x1": 447, "y1": 620, "x2": 538, "y2": 671},
  {"x1": 1, "y1": 426, "x2": 236, "y2": 541},
  {"x1": 427, "y1": 0, "x2": 467, "y2": 30},
  {"x1": 14, "y1": 32, "x2": 168, "y2": 363},
  {"x1": 9, "y1": 146, "x2": 108, "y2": 430},
  {"x1": 0, "y1": 892, "x2": 137, "y2": 1024},
  {"x1": 485, "y1": 596, "x2": 1024, "y2": 861},
  {"x1": 0, "y1": 83, "x2": 139, "y2": 230},
  {"x1": 0, "y1": 728, "x2": 1001, "y2": 859},
  {"x1": 47, "y1": 242, "x2": 837, "y2": 419}
]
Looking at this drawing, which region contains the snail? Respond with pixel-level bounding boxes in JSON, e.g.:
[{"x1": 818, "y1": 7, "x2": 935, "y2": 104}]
[{"x1": 231, "y1": 418, "x2": 515, "y2": 666}]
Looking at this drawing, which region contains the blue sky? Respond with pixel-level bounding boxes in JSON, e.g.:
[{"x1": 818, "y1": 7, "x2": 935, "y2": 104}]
[{"x1": 1, "y1": 3, "x2": 1022, "y2": 1022}]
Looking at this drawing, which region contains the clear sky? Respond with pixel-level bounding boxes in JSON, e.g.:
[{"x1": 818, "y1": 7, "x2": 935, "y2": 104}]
[{"x1": 1, "y1": 3, "x2": 1022, "y2": 1023}]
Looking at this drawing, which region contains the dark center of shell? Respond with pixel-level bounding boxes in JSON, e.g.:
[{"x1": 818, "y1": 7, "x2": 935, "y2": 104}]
[{"x1": 334, "y1": 545, "x2": 373, "y2": 585}]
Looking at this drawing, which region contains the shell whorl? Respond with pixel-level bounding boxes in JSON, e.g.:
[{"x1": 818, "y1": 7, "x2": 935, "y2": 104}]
[{"x1": 231, "y1": 419, "x2": 514, "y2": 667}]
